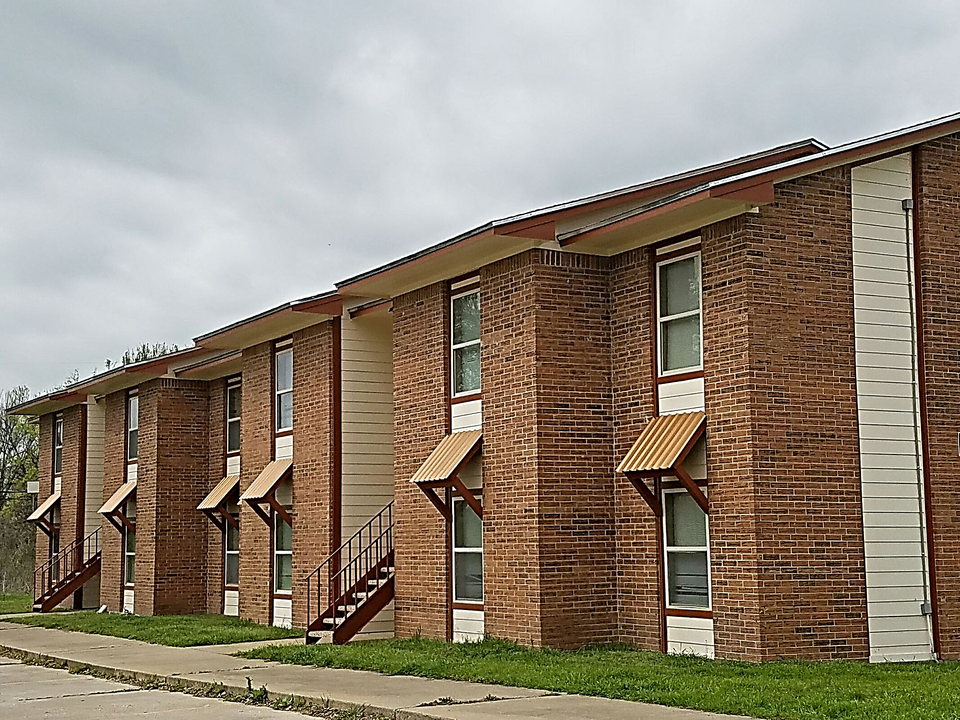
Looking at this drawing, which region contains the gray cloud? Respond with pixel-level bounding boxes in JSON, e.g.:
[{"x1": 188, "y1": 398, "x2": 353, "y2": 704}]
[{"x1": 2, "y1": 0, "x2": 960, "y2": 393}]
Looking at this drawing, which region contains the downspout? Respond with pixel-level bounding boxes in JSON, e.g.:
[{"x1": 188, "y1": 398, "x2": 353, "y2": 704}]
[{"x1": 902, "y1": 198, "x2": 932, "y2": 622}]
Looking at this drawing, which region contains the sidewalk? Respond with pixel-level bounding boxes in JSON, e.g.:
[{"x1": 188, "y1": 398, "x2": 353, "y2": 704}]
[{"x1": 0, "y1": 621, "x2": 744, "y2": 720}]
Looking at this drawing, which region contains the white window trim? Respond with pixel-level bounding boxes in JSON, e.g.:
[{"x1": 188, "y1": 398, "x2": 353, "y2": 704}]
[
  {"x1": 662, "y1": 487, "x2": 711, "y2": 611},
  {"x1": 273, "y1": 512, "x2": 292, "y2": 595},
  {"x1": 226, "y1": 380, "x2": 241, "y2": 455},
  {"x1": 451, "y1": 495, "x2": 483, "y2": 604},
  {"x1": 224, "y1": 516, "x2": 240, "y2": 589},
  {"x1": 126, "y1": 393, "x2": 139, "y2": 462},
  {"x1": 656, "y1": 251, "x2": 703, "y2": 378},
  {"x1": 451, "y1": 288, "x2": 481, "y2": 399},
  {"x1": 53, "y1": 415, "x2": 63, "y2": 477},
  {"x1": 275, "y1": 348, "x2": 293, "y2": 433}
]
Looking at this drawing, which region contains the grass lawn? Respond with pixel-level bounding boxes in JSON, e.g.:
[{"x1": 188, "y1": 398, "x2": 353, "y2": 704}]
[
  {"x1": 6, "y1": 612, "x2": 301, "y2": 647},
  {"x1": 241, "y1": 637, "x2": 960, "y2": 720},
  {"x1": 0, "y1": 593, "x2": 32, "y2": 614}
]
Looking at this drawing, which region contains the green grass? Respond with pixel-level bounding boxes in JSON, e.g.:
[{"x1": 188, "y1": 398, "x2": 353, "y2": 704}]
[
  {"x1": 240, "y1": 637, "x2": 960, "y2": 720},
  {"x1": 5, "y1": 612, "x2": 301, "y2": 647},
  {"x1": 0, "y1": 593, "x2": 32, "y2": 614}
]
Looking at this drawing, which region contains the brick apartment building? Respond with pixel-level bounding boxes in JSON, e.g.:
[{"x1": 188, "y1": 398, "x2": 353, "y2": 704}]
[{"x1": 13, "y1": 112, "x2": 960, "y2": 663}]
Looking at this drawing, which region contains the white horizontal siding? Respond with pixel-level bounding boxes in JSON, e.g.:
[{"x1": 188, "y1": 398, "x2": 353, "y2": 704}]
[
  {"x1": 223, "y1": 589, "x2": 239, "y2": 617},
  {"x1": 666, "y1": 615, "x2": 714, "y2": 658},
  {"x1": 123, "y1": 589, "x2": 134, "y2": 613},
  {"x1": 852, "y1": 154, "x2": 934, "y2": 663},
  {"x1": 657, "y1": 377, "x2": 704, "y2": 415},
  {"x1": 451, "y1": 399, "x2": 482, "y2": 432},
  {"x1": 275, "y1": 434, "x2": 293, "y2": 461},
  {"x1": 453, "y1": 608, "x2": 484, "y2": 643},
  {"x1": 126, "y1": 462, "x2": 137, "y2": 482},
  {"x1": 272, "y1": 597, "x2": 292, "y2": 628},
  {"x1": 226, "y1": 455, "x2": 240, "y2": 476}
]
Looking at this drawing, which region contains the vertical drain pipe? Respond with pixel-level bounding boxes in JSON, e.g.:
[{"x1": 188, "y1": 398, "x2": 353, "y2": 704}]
[{"x1": 902, "y1": 197, "x2": 932, "y2": 620}]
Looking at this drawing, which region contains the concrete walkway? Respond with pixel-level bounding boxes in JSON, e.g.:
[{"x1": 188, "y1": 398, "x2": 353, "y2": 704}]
[{"x1": 0, "y1": 622, "x2": 744, "y2": 720}]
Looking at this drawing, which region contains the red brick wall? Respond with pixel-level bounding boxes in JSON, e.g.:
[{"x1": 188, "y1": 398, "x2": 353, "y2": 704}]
[
  {"x1": 239, "y1": 342, "x2": 273, "y2": 624},
  {"x1": 205, "y1": 378, "x2": 227, "y2": 614},
  {"x1": 481, "y1": 253, "x2": 542, "y2": 645},
  {"x1": 100, "y1": 391, "x2": 126, "y2": 612},
  {"x1": 915, "y1": 135, "x2": 960, "y2": 659},
  {"x1": 704, "y1": 168, "x2": 870, "y2": 661},
  {"x1": 393, "y1": 282, "x2": 451, "y2": 640},
  {"x1": 34, "y1": 414, "x2": 54, "y2": 592},
  {"x1": 144, "y1": 379, "x2": 211, "y2": 615},
  {"x1": 292, "y1": 320, "x2": 336, "y2": 629},
  {"x1": 609, "y1": 246, "x2": 661, "y2": 650},
  {"x1": 57, "y1": 405, "x2": 84, "y2": 553}
]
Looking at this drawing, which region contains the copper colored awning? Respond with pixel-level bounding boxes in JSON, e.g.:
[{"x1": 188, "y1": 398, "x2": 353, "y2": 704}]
[
  {"x1": 241, "y1": 459, "x2": 292, "y2": 525},
  {"x1": 27, "y1": 490, "x2": 60, "y2": 524},
  {"x1": 198, "y1": 474, "x2": 240, "y2": 511},
  {"x1": 99, "y1": 481, "x2": 137, "y2": 515},
  {"x1": 617, "y1": 411, "x2": 705, "y2": 474},
  {"x1": 410, "y1": 431, "x2": 483, "y2": 521},
  {"x1": 618, "y1": 411, "x2": 707, "y2": 515}
]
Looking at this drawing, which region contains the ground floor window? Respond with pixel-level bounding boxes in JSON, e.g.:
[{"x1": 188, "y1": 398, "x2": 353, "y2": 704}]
[
  {"x1": 452, "y1": 495, "x2": 483, "y2": 602},
  {"x1": 274, "y1": 512, "x2": 292, "y2": 593},
  {"x1": 663, "y1": 489, "x2": 709, "y2": 609},
  {"x1": 224, "y1": 514, "x2": 240, "y2": 588},
  {"x1": 122, "y1": 498, "x2": 137, "y2": 587}
]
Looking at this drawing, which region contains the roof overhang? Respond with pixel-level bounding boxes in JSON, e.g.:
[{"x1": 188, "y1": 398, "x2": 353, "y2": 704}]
[
  {"x1": 175, "y1": 350, "x2": 243, "y2": 381},
  {"x1": 194, "y1": 292, "x2": 342, "y2": 351},
  {"x1": 337, "y1": 139, "x2": 827, "y2": 300},
  {"x1": 99, "y1": 480, "x2": 137, "y2": 532},
  {"x1": 8, "y1": 346, "x2": 216, "y2": 417},
  {"x1": 198, "y1": 474, "x2": 241, "y2": 530},
  {"x1": 27, "y1": 491, "x2": 61, "y2": 533}
]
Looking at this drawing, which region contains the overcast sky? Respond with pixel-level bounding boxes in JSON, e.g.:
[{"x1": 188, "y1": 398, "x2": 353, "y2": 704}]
[{"x1": 2, "y1": 1, "x2": 959, "y2": 395}]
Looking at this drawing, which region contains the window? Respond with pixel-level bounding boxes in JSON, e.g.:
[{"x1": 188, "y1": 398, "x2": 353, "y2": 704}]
[
  {"x1": 53, "y1": 415, "x2": 63, "y2": 476},
  {"x1": 657, "y1": 253, "x2": 702, "y2": 375},
  {"x1": 126, "y1": 393, "x2": 139, "y2": 462},
  {"x1": 224, "y1": 514, "x2": 240, "y2": 588},
  {"x1": 226, "y1": 381, "x2": 241, "y2": 454},
  {"x1": 451, "y1": 290, "x2": 480, "y2": 397},
  {"x1": 663, "y1": 490, "x2": 709, "y2": 608},
  {"x1": 275, "y1": 348, "x2": 293, "y2": 433},
  {"x1": 274, "y1": 513, "x2": 292, "y2": 593},
  {"x1": 452, "y1": 496, "x2": 483, "y2": 602},
  {"x1": 123, "y1": 499, "x2": 137, "y2": 587}
]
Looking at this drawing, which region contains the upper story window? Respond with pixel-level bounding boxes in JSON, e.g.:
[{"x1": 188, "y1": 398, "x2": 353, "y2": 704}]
[
  {"x1": 53, "y1": 415, "x2": 63, "y2": 476},
  {"x1": 657, "y1": 252, "x2": 702, "y2": 375},
  {"x1": 663, "y1": 489, "x2": 709, "y2": 609},
  {"x1": 451, "y1": 289, "x2": 480, "y2": 397},
  {"x1": 275, "y1": 347, "x2": 293, "y2": 433},
  {"x1": 126, "y1": 393, "x2": 139, "y2": 462},
  {"x1": 226, "y1": 380, "x2": 241, "y2": 454}
]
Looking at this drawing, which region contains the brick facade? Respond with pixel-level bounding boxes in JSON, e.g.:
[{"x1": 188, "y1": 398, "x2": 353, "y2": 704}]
[
  {"x1": 704, "y1": 168, "x2": 870, "y2": 661},
  {"x1": 916, "y1": 134, "x2": 960, "y2": 659},
  {"x1": 100, "y1": 391, "x2": 126, "y2": 612},
  {"x1": 239, "y1": 342, "x2": 273, "y2": 624},
  {"x1": 291, "y1": 320, "x2": 337, "y2": 628},
  {"x1": 392, "y1": 283, "x2": 451, "y2": 639}
]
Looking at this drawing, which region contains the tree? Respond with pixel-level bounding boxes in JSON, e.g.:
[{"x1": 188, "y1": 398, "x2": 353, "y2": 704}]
[
  {"x1": 104, "y1": 342, "x2": 179, "y2": 371},
  {"x1": 0, "y1": 386, "x2": 39, "y2": 593}
]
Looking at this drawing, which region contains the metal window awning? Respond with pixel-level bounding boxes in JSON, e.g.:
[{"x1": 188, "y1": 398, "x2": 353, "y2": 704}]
[
  {"x1": 410, "y1": 430, "x2": 483, "y2": 521},
  {"x1": 240, "y1": 459, "x2": 292, "y2": 526},
  {"x1": 27, "y1": 490, "x2": 61, "y2": 536},
  {"x1": 98, "y1": 480, "x2": 137, "y2": 532},
  {"x1": 198, "y1": 474, "x2": 240, "y2": 530},
  {"x1": 617, "y1": 411, "x2": 707, "y2": 515}
]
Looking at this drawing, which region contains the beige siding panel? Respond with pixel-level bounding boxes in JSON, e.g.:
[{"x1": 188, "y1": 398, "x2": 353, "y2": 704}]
[
  {"x1": 126, "y1": 462, "x2": 137, "y2": 483},
  {"x1": 453, "y1": 608, "x2": 484, "y2": 643},
  {"x1": 226, "y1": 455, "x2": 240, "y2": 476},
  {"x1": 451, "y1": 399, "x2": 482, "y2": 432},
  {"x1": 123, "y1": 589, "x2": 134, "y2": 613},
  {"x1": 339, "y1": 311, "x2": 395, "y2": 637},
  {"x1": 275, "y1": 434, "x2": 293, "y2": 461},
  {"x1": 852, "y1": 155, "x2": 935, "y2": 663},
  {"x1": 273, "y1": 597, "x2": 292, "y2": 628},
  {"x1": 657, "y1": 377, "x2": 705, "y2": 415},
  {"x1": 84, "y1": 399, "x2": 105, "y2": 539},
  {"x1": 666, "y1": 615, "x2": 714, "y2": 658},
  {"x1": 224, "y1": 589, "x2": 239, "y2": 616}
]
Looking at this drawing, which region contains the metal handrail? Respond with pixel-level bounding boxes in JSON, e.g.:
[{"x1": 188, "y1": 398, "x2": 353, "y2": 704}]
[
  {"x1": 34, "y1": 527, "x2": 101, "y2": 602},
  {"x1": 307, "y1": 501, "x2": 393, "y2": 631}
]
